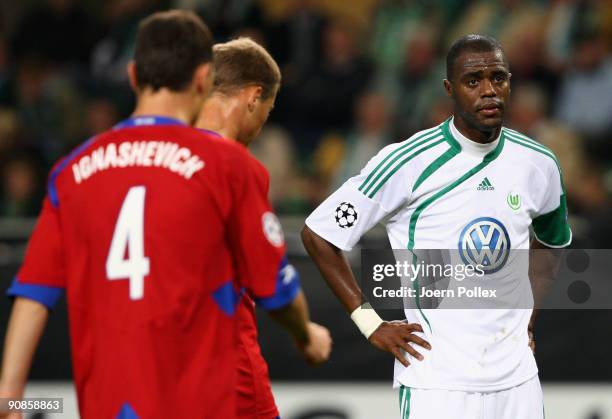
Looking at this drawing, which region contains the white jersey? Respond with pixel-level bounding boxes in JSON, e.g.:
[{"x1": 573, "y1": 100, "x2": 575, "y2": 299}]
[{"x1": 305, "y1": 117, "x2": 571, "y2": 392}]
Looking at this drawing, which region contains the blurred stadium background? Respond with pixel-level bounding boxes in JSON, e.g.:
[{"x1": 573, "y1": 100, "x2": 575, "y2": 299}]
[{"x1": 0, "y1": 0, "x2": 611, "y2": 418}]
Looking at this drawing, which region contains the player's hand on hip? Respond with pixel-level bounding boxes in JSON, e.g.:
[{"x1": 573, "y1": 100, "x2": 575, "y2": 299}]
[
  {"x1": 368, "y1": 320, "x2": 431, "y2": 367},
  {"x1": 528, "y1": 329, "x2": 536, "y2": 354},
  {"x1": 527, "y1": 319, "x2": 536, "y2": 354},
  {"x1": 298, "y1": 322, "x2": 333, "y2": 365}
]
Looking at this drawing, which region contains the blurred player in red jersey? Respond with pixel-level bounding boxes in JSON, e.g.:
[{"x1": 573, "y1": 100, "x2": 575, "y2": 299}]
[
  {"x1": 0, "y1": 11, "x2": 320, "y2": 419},
  {"x1": 195, "y1": 38, "x2": 333, "y2": 419}
]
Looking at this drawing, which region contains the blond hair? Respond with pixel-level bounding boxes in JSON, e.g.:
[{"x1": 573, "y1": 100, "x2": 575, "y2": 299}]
[{"x1": 213, "y1": 37, "x2": 281, "y2": 99}]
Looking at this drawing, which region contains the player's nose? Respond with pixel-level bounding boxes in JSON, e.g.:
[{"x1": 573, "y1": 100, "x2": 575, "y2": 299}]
[{"x1": 480, "y1": 78, "x2": 496, "y2": 97}]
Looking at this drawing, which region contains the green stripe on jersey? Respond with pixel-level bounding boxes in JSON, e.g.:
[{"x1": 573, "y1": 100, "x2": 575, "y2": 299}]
[
  {"x1": 407, "y1": 132, "x2": 506, "y2": 249},
  {"x1": 502, "y1": 129, "x2": 560, "y2": 168},
  {"x1": 361, "y1": 130, "x2": 444, "y2": 196},
  {"x1": 505, "y1": 135, "x2": 557, "y2": 166},
  {"x1": 412, "y1": 144, "x2": 460, "y2": 192},
  {"x1": 504, "y1": 128, "x2": 556, "y2": 156},
  {"x1": 504, "y1": 135, "x2": 566, "y2": 193},
  {"x1": 366, "y1": 138, "x2": 445, "y2": 198},
  {"x1": 359, "y1": 126, "x2": 442, "y2": 193},
  {"x1": 410, "y1": 116, "x2": 462, "y2": 193},
  {"x1": 440, "y1": 117, "x2": 461, "y2": 150},
  {"x1": 532, "y1": 194, "x2": 571, "y2": 247},
  {"x1": 505, "y1": 131, "x2": 570, "y2": 246},
  {"x1": 405, "y1": 125, "x2": 462, "y2": 332},
  {"x1": 411, "y1": 251, "x2": 432, "y2": 332},
  {"x1": 503, "y1": 130, "x2": 556, "y2": 157},
  {"x1": 406, "y1": 157, "x2": 491, "y2": 326}
]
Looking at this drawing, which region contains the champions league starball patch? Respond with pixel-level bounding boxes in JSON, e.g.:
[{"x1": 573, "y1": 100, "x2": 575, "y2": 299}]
[
  {"x1": 262, "y1": 212, "x2": 285, "y2": 247},
  {"x1": 335, "y1": 202, "x2": 358, "y2": 228}
]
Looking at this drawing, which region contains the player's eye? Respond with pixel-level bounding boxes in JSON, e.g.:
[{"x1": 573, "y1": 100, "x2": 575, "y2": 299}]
[
  {"x1": 494, "y1": 74, "x2": 506, "y2": 83},
  {"x1": 468, "y1": 79, "x2": 479, "y2": 87}
]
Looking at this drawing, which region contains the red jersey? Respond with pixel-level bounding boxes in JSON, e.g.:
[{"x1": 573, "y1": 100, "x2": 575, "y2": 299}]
[
  {"x1": 235, "y1": 257, "x2": 300, "y2": 419},
  {"x1": 7, "y1": 116, "x2": 293, "y2": 419},
  {"x1": 201, "y1": 131, "x2": 298, "y2": 419},
  {"x1": 236, "y1": 295, "x2": 279, "y2": 419},
  {"x1": 236, "y1": 257, "x2": 301, "y2": 419}
]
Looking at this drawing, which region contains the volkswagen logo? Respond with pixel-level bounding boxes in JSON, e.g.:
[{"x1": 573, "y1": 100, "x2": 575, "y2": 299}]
[{"x1": 458, "y1": 217, "x2": 511, "y2": 274}]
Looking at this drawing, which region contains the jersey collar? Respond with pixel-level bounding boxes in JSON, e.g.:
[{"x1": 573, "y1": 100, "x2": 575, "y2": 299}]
[
  {"x1": 198, "y1": 128, "x2": 222, "y2": 138},
  {"x1": 113, "y1": 115, "x2": 187, "y2": 130},
  {"x1": 442, "y1": 117, "x2": 504, "y2": 159}
]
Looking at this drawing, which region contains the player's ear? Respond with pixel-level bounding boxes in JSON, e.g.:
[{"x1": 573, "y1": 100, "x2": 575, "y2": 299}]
[
  {"x1": 508, "y1": 72, "x2": 512, "y2": 93},
  {"x1": 247, "y1": 86, "x2": 263, "y2": 113},
  {"x1": 443, "y1": 79, "x2": 453, "y2": 97},
  {"x1": 194, "y1": 63, "x2": 213, "y2": 96},
  {"x1": 127, "y1": 61, "x2": 139, "y2": 93}
]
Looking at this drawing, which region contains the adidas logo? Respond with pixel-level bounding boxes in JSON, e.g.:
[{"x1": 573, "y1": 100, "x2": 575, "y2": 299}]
[{"x1": 477, "y1": 177, "x2": 495, "y2": 191}]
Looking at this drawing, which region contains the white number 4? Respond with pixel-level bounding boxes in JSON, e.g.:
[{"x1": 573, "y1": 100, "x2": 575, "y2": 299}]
[{"x1": 106, "y1": 186, "x2": 150, "y2": 300}]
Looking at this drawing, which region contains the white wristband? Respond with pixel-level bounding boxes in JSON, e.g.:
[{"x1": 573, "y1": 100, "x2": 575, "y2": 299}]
[{"x1": 350, "y1": 303, "x2": 384, "y2": 339}]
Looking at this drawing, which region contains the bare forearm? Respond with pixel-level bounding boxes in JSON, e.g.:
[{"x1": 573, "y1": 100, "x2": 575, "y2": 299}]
[
  {"x1": 268, "y1": 288, "x2": 333, "y2": 365},
  {"x1": 529, "y1": 239, "x2": 562, "y2": 312},
  {"x1": 0, "y1": 298, "x2": 49, "y2": 395},
  {"x1": 528, "y1": 239, "x2": 563, "y2": 339},
  {"x1": 267, "y1": 290, "x2": 310, "y2": 344},
  {"x1": 301, "y1": 226, "x2": 362, "y2": 313},
  {"x1": 301, "y1": 226, "x2": 430, "y2": 365}
]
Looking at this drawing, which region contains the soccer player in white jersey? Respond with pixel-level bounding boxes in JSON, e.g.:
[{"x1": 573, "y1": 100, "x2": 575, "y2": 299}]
[{"x1": 301, "y1": 34, "x2": 571, "y2": 419}]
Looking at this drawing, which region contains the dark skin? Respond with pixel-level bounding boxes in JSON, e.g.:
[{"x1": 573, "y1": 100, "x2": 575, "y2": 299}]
[
  {"x1": 301, "y1": 228, "x2": 430, "y2": 367},
  {"x1": 528, "y1": 239, "x2": 564, "y2": 354},
  {"x1": 443, "y1": 49, "x2": 511, "y2": 144},
  {"x1": 302, "y1": 48, "x2": 558, "y2": 366}
]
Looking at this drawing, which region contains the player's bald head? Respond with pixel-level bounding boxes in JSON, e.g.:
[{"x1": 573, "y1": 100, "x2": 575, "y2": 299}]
[{"x1": 446, "y1": 34, "x2": 507, "y2": 81}]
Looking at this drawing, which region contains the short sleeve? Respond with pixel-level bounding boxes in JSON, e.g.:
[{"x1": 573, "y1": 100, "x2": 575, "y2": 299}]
[
  {"x1": 227, "y1": 152, "x2": 297, "y2": 304},
  {"x1": 7, "y1": 197, "x2": 65, "y2": 308},
  {"x1": 532, "y1": 161, "x2": 572, "y2": 248},
  {"x1": 305, "y1": 144, "x2": 412, "y2": 251},
  {"x1": 253, "y1": 257, "x2": 301, "y2": 310}
]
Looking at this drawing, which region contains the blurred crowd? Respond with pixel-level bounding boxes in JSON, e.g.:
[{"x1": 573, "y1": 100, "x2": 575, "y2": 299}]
[{"x1": 0, "y1": 0, "x2": 611, "y2": 246}]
